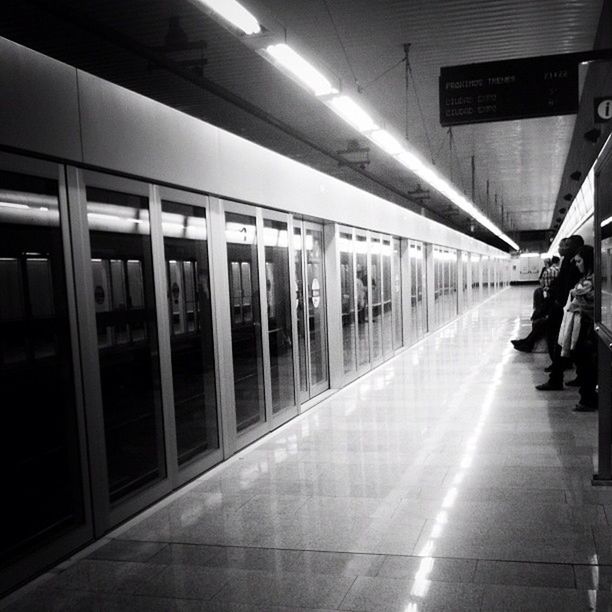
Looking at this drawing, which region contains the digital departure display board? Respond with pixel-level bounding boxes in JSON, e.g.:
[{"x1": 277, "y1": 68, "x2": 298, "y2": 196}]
[{"x1": 439, "y1": 54, "x2": 579, "y2": 126}]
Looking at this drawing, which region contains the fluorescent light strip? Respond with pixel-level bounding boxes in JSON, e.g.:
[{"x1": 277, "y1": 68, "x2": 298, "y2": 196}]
[
  {"x1": 196, "y1": 0, "x2": 260, "y2": 35},
  {"x1": 328, "y1": 96, "x2": 379, "y2": 133},
  {"x1": 369, "y1": 129, "x2": 404, "y2": 156},
  {"x1": 265, "y1": 44, "x2": 336, "y2": 97}
]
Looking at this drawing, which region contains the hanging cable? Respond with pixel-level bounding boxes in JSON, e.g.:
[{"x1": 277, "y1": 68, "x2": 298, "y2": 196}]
[
  {"x1": 322, "y1": 0, "x2": 359, "y2": 89},
  {"x1": 405, "y1": 54, "x2": 435, "y2": 165},
  {"x1": 359, "y1": 56, "x2": 405, "y2": 92}
]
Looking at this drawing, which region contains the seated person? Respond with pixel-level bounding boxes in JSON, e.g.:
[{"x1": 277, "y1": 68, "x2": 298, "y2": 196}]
[{"x1": 511, "y1": 255, "x2": 560, "y2": 352}]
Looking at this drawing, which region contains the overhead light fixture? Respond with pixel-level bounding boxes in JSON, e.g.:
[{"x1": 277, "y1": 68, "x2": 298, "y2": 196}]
[
  {"x1": 570, "y1": 170, "x2": 582, "y2": 181},
  {"x1": 328, "y1": 96, "x2": 379, "y2": 133},
  {"x1": 195, "y1": 0, "x2": 260, "y2": 35},
  {"x1": 265, "y1": 44, "x2": 337, "y2": 96},
  {"x1": 368, "y1": 129, "x2": 404, "y2": 156}
]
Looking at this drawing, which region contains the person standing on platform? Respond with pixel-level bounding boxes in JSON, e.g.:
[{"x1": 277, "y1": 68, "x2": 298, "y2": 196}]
[
  {"x1": 563, "y1": 245, "x2": 597, "y2": 411},
  {"x1": 535, "y1": 235, "x2": 583, "y2": 390}
]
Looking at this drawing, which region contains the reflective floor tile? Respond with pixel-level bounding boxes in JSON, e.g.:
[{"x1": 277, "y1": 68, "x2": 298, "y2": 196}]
[
  {"x1": 204, "y1": 546, "x2": 304, "y2": 572},
  {"x1": 294, "y1": 551, "x2": 385, "y2": 577},
  {"x1": 473, "y1": 559, "x2": 575, "y2": 588},
  {"x1": 147, "y1": 543, "x2": 226, "y2": 566},
  {"x1": 480, "y1": 584, "x2": 611, "y2": 611},
  {"x1": 377, "y1": 555, "x2": 476, "y2": 582},
  {"x1": 87, "y1": 539, "x2": 167, "y2": 563},
  {"x1": 575, "y1": 564, "x2": 612, "y2": 591},
  {"x1": 132, "y1": 565, "x2": 233, "y2": 600},
  {"x1": 211, "y1": 571, "x2": 355, "y2": 608},
  {"x1": 51, "y1": 559, "x2": 165, "y2": 594},
  {"x1": 338, "y1": 576, "x2": 484, "y2": 611}
]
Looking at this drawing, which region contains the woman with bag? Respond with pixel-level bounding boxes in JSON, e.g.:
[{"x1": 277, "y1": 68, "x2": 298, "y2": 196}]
[{"x1": 560, "y1": 245, "x2": 597, "y2": 411}]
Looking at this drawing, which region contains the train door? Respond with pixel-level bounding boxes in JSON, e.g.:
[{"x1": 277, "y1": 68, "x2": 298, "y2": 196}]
[
  {"x1": 294, "y1": 219, "x2": 329, "y2": 402},
  {"x1": 369, "y1": 233, "x2": 383, "y2": 365},
  {"x1": 355, "y1": 230, "x2": 371, "y2": 373},
  {"x1": 223, "y1": 202, "x2": 298, "y2": 450},
  {"x1": 338, "y1": 226, "x2": 358, "y2": 381},
  {"x1": 68, "y1": 170, "x2": 171, "y2": 533},
  {"x1": 408, "y1": 240, "x2": 427, "y2": 343},
  {"x1": 0, "y1": 153, "x2": 91, "y2": 594},
  {"x1": 157, "y1": 186, "x2": 222, "y2": 485}
]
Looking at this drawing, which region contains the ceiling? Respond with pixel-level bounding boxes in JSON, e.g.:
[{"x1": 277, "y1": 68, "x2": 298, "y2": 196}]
[{"x1": 0, "y1": 0, "x2": 605, "y2": 250}]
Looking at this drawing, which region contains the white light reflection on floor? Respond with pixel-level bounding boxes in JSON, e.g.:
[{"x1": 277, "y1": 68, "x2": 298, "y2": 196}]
[{"x1": 406, "y1": 317, "x2": 521, "y2": 608}]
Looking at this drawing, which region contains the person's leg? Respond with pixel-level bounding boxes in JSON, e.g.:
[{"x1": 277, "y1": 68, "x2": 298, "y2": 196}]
[
  {"x1": 574, "y1": 333, "x2": 598, "y2": 410},
  {"x1": 512, "y1": 317, "x2": 547, "y2": 351},
  {"x1": 537, "y1": 308, "x2": 564, "y2": 389}
]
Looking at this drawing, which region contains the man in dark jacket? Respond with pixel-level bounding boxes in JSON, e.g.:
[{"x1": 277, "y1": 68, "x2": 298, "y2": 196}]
[{"x1": 535, "y1": 234, "x2": 584, "y2": 390}]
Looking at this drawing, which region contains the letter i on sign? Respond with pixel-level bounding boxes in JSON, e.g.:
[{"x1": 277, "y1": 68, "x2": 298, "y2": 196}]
[{"x1": 595, "y1": 97, "x2": 612, "y2": 122}]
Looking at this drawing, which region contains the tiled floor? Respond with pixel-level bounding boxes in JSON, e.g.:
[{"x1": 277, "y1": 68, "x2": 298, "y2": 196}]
[{"x1": 5, "y1": 286, "x2": 612, "y2": 611}]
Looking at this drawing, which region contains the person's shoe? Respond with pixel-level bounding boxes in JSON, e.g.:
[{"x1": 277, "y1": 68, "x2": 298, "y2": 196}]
[
  {"x1": 574, "y1": 402, "x2": 597, "y2": 412},
  {"x1": 536, "y1": 381, "x2": 564, "y2": 391},
  {"x1": 566, "y1": 377, "x2": 580, "y2": 387},
  {"x1": 512, "y1": 341, "x2": 532, "y2": 353},
  {"x1": 544, "y1": 364, "x2": 554, "y2": 372}
]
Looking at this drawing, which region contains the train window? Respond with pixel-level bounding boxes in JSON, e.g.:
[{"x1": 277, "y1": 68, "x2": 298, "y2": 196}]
[
  {"x1": 161, "y1": 200, "x2": 218, "y2": 466},
  {"x1": 225, "y1": 211, "x2": 265, "y2": 432},
  {"x1": 86, "y1": 184, "x2": 165, "y2": 504},
  {"x1": 264, "y1": 218, "x2": 295, "y2": 413},
  {"x1": 0, "y1": 167, "x2": 85, "y2": 567}
]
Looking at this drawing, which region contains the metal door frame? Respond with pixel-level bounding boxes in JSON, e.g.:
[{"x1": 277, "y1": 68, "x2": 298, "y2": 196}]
[
  {"x1": 296, "y1": 218, "x2": 330, "y2": 400},
  {"x1": 67, "y1": 168, "x2": 172, "y2": 534},
  {"x1": 153, "y1": 185, "x2": 224, "y2": 486},
  {"x1": 0, "y1": 152, "x2": 94, "y2": 594},
  {"x1": 220, "y1": 199, "x2": 269, "y2": 451},
  {"x1": 355, "y1": 228, "x2": 371, "y2": 375},
  {"x1": 381, "y1": 235, "x2": 394, "y2": 359},
  {"x1": 369, "y1": 231, "x2": 384, "y2": 367},
  {"x1": 261, "y1": 207, "x2": 299, "y2": 428},
  {"x1": 337, "y1": 224, "x2": 359, "y2": 385}
]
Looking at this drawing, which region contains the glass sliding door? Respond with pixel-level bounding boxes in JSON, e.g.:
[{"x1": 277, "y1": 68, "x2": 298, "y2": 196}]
[
  {"x1": 225, "y1": 211, "x2": 265, "y2": 432},
  {"x1": 339, "y1": 229, "x2": 357, "y2": 376},
  {"x1": 294, "y1": 224, "x2": 308, "y2": 399},
  {"x1": 294, "y1": 219, "x2": 329, "y2": 401},
  {"x1": 449, "y1": 249, "x2": 458, "y2": 319},
  {"x1": 0, "y1": 158, "x2": 88, "y2": 586},
  {"x1": 382, "y1": 237, "x2": 393, "y2": 357},
  {"x1": 306, "y1": 225, "x2": 328, "y2": 391},
  {"x1": 356, "y1": 232, "x2": 370, "y2": 370},
  {"x1": 264, "y1": 218, "x2": 295, "y2": 414},
  {"x1": 370, "y1": 235, "x2": 383, "y2": 363},
  {"x1": 392, "y1": 237, "x2": 402, "y2": 349},
  {"x1": 433, "y1": 246, "x2": 442, "y2": 328},
  {"x1": 471, "y1": 254, "x2": 481, "y2": 303},
  {"x1": 85, "y1": 180, "x2": 166, "y2": 505},
  {"x1": 160, "y1": 197, "x2": 218, "y2": 468},
  {"x1": 409, "y1": 240, "x2": 426, "y2": 343}
]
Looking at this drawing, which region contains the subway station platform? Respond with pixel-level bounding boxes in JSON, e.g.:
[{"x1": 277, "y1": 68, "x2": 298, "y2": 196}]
[{"x1": 5, "y1": 286, "x2": 611, "y2": 611}]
